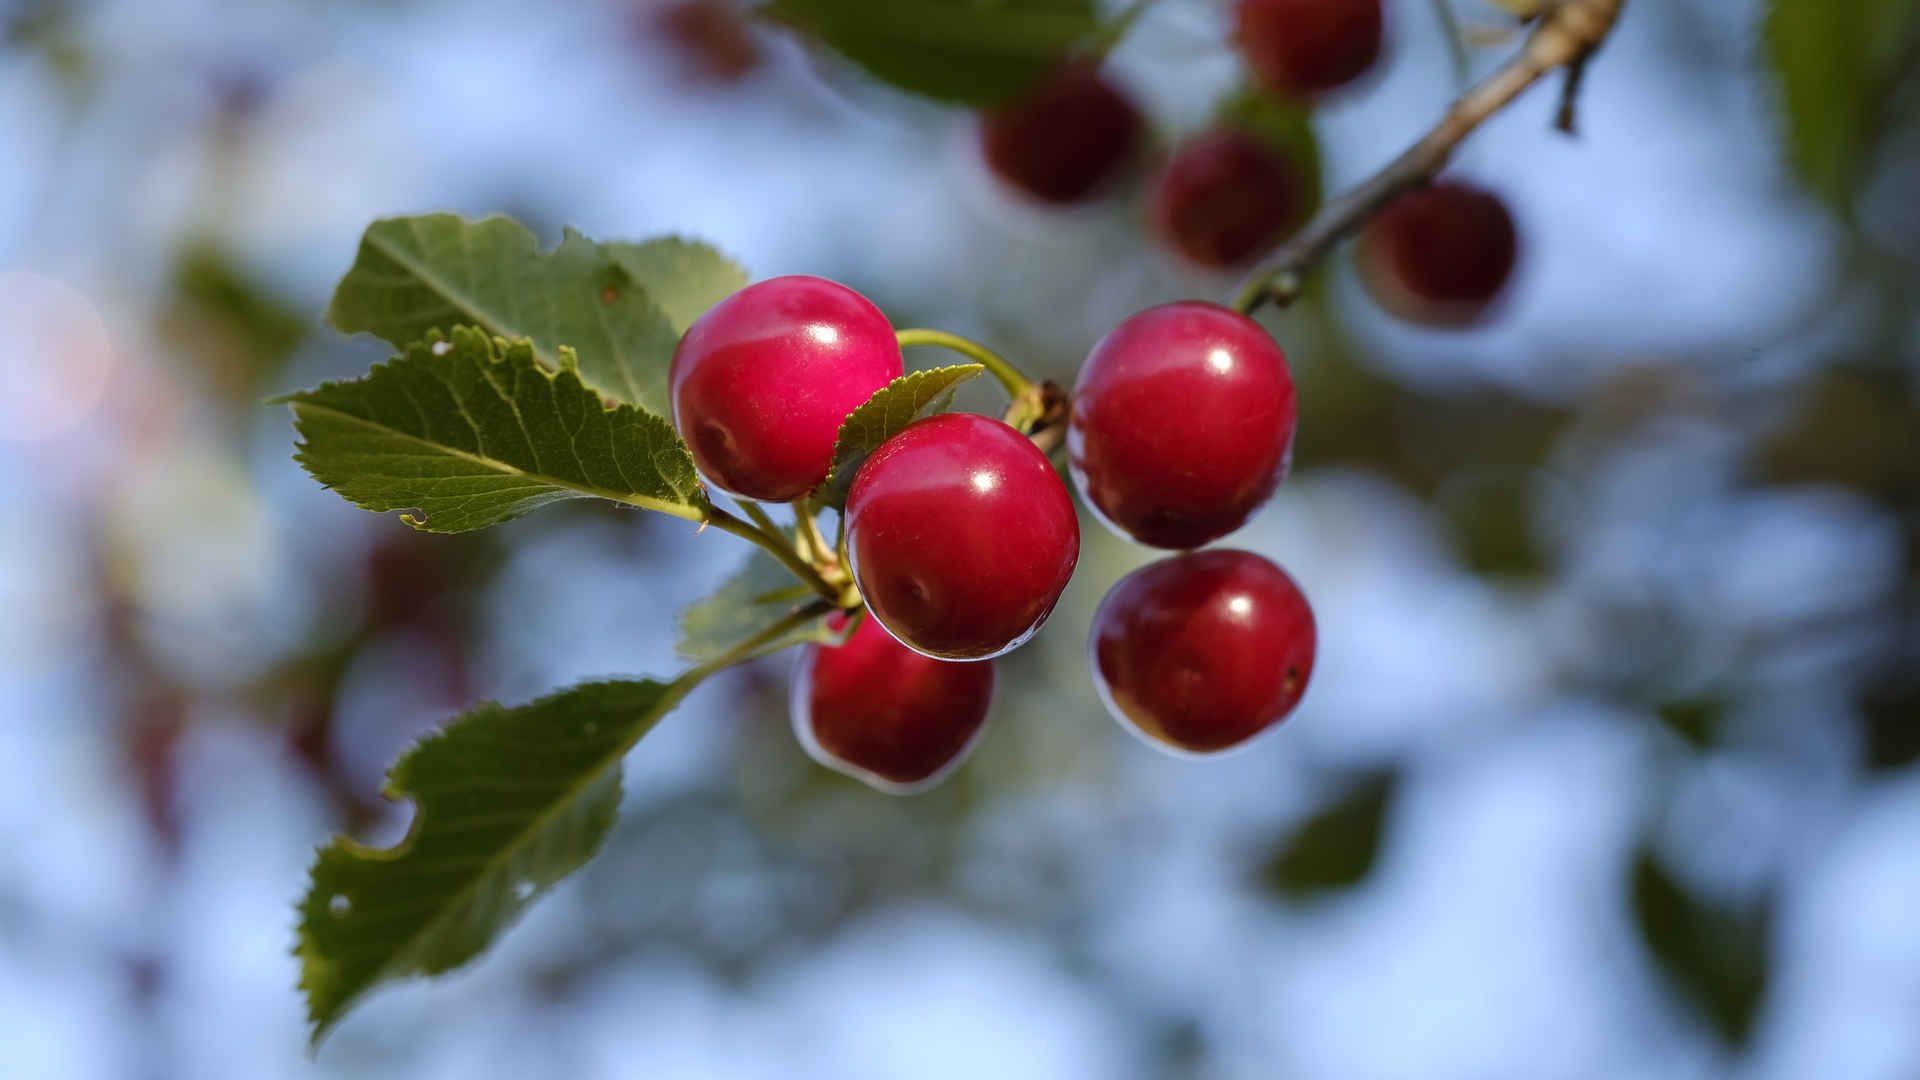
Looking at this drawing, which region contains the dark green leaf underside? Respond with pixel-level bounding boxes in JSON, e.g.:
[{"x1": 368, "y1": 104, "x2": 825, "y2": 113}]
[
  {"x1": 296, "y1": 678, "x2": 693, "y2": 1045},
  {"x1": 814, "y1": 363, "x2": 983, "y2": 509},
  {"x1": 278, "y1": 326, "x2": 707, "y2": 532}
]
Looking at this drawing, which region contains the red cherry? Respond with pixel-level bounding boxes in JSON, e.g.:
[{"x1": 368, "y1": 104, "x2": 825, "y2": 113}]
[
  {"x1": 1069, "y1": 302, "x2": 1297, "y2": 549},
  {"x1": 791, "y1": 611, "x2": 995, "y2": 793},
  {"x1": 845, "y1": 412, "x2": 1080, "y2": 660},
  {"x1": 1090, "y1": 549, "x2": 1316, "y2": 755},
  {"x1": 1151, "y1": 129, "x2": 1310, "y2": 269},
  {"x1": 1357, "y1": 180, "x2": 1518, "y2": 327},
  {"x1": 980, "y1": 65, "x2": 1144, "y2": 205},
  {"x1": 670, "y1": 275, "x2": 902, "y2": 501},
  {"x1": 1235, "y1": 0, "x2": 1384, "y2": 99}
]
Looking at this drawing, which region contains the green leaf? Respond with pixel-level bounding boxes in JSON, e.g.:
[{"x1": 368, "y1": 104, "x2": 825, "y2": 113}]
[
  {"x1": 296, "y1": 677, "x2": 697, "y2": 1046},
  {"x1": 599, "y1": 237, "x2": 748, "y2": 335},
  {"x1": 325, "y1": 214, "x2": 721, "y2": 416},
  {"x1": 678, "y1": 549, "x2": 842, "y2": 663},
  {"x1": 276, "y1": 326, "x2": 708, "y2": 531},
  {"x1": 1215, "y1": 86, "x2": 1324, "y2": 228},
  {"x1": 1259, "y1": 772, "x2": 1396, "y2": 898},
  {"x1": 1631, "y1": 849, "x2": 1771, "y2": 1046},
  {"x1": 761, "y1": 0, "x2": 1100, "y2": 105},
  {"x1": 1655, "y1": 699, "x2": 1724, "y2": 752},
  {"x1": 812, "y1": 364, "x2": 983, "y2": 510},
  {"x1": 1765, "y1": 0, "x2": 1920, "y2": 214}
]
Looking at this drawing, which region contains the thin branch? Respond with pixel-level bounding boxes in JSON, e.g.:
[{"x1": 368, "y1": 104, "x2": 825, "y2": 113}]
[{"x1": 1231, "y1": 0, "x2": 1625, "y2": 316}]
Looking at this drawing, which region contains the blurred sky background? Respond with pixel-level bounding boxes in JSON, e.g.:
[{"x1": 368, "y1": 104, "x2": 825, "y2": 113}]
[{"x1": 3, "y1": 0, "x2": 1918, "y2": 1077}]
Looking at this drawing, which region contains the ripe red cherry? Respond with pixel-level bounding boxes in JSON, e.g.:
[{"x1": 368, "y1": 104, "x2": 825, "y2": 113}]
[
  {"x1": 670, "y1": 275, "x2": 902, "y2": 501},
  {"x1": 1357, "y1": 180, "x2": 1518, "y2": 327},
  {"x1": 1151, "y1": 130, "x2": 1310, "y2": 269},
  {"x1": 846, "y1": 412, "x2": 1080, "y2": 660},
  {"x1": 1090, "y1": 549, "x2": 1316, "y2": 755},
  {"x1": 791, "y1": 611, "x2": 995, "y2": 793},
  {"x1": 1235, "y1": 0, "x2": 1384, "y2": 99},
  {"x1": 1069, "y1": 302, "x2": 1297, "y2": 550},
  {"x1": 980, "y1": 65, "x2": 1144, "y2": 205}
]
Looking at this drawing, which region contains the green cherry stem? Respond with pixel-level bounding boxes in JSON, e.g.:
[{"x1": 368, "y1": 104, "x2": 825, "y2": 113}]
[
  {"x1": 705, "y1": 504, "x2": 841, "y2": 604},
  {"x1": 894, "y1": 328, "x2": 1033, "y2": 400}
]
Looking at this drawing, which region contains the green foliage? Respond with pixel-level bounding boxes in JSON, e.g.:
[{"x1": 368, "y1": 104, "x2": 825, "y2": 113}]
[
  {"x1": 1215, "y1": 86, "x2": 1324, "y2": 222},
  {"x1": 1859, "y1": 660, "x2": 1920, "y2": 772},
  {"x1": 325, "y1": 215, "x2": 740, "y2": 416},
  {"x1": 1765, "y1": 0, "x2": 1920, "y2": 215},
  {"x1": 165, "y1": 240, "x2": 308, "y2": 399},
  {"x1": 1655, "y1": 699, "x2": 1724, "y2": 752},
  {"x1": 678, "y1": 549, "x2": 842, "y2": 663},
  {"x1": 1631, "y1": 849, "x2": 1771, "y2": 1046},
  {"x1": 598, "y1": 237, "x2": 749, "y2": 335},
  {"x1": 1259, "y1": 772, "x2": 1396, "y2": 898},
  {"x1": 762, "y1": 0, "x2": 1101, "y2": 105},
  {"x1": 276, "y1": 326, "x2": 708, "y2": 531},
  {"x1": 296, "y1": 678, "x2": 696, "y2": 1045},
  {"x1": 813, "y1": 364, "x2": 983, "y2": 510}
]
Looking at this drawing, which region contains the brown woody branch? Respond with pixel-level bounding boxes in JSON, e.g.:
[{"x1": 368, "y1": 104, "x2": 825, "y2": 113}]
[{"x1": 1230, "y1": 0, "x2": 1626, "y2": 316}]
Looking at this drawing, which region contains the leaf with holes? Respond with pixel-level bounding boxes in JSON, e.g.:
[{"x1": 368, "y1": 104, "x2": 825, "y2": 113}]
[
  {"x1": 764, "y1": 0, "x2": 1100, "y2": 105},
  {"x1": 599, "y1": 236, "x2": 748, "y2": 335},
  {"x1": 295, "y1": 677, "x2": 697, "y2": 1046},
  {"x1": 325, "y1": 215, "x2": 739, "y2": 415},
  {"x1": 274, "y1": 326, "x2": 707, "y2": 531},
  {"x1": 811, "y1": 364, "x2": 983, "y2": 510}
]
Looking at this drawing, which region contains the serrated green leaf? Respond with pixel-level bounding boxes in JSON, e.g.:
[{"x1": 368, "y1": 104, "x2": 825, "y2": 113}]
[
  {"x1": 1259, "y1": 772, "x2": 1395, "y2": 898},
  {"x1": 325, "y1": 214, "x2": 695, "y2": 415},
  {"x1": 599, "y1": 237, "x2": 748, "y2": 334},
  {"x1": 812, "y1": 363, "x2": 983, "y2": 510},
  {"x1": 1765, "y1": 0, "x2": 1920, "y2": 214},
  {"x1": 277, "y1": 326, "x2": 708, "y2": 531},
  {"x1": 762, "y1": 0, "x2": 1100, "y2": 105},
  {"x1": 296, "y1": 677, "x2": 694, "y2": 1046},
  {"x1": 678, "y1": 549, "x2": 848, "y2": 663},
  {"x1": 1215, "y1": 86, "x2": 1323, "y2": 228},
  {"x1": 1632, "y1": 849, "x2": 1771, "y2": 1046}
]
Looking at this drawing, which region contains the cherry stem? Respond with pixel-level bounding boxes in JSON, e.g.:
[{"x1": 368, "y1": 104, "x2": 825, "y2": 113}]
[
  {"x1": 1229, "y1": 0, "x2": 1623, "y2": 316},
  {"x1": 894, "y1": 328, "x2": 1033, "y2": 400},
  {"x1": 1429, "y1": 0, "x2": 1471, "y2": 92},
  {"x1": 794, "y1": 502, "x2": 836, "y2": 570},
  {"x1": 705, "y1": 504, "x2": 842, "y2": 604}
]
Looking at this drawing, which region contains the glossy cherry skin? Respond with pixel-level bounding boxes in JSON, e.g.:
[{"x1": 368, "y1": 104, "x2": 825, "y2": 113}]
[
  {"x1": 1357, "y1": 181, "x2": 1518, "y2": 328},
  {"x1": 1069, "y1": 302, "x2": 1297, "y2": 550},
  {"x1": 1151, "y1": 130, "x2": 1309, "y2": 269},
  {"x1": 670, "y1": 275, "x2": 902, "y2": 501},
  {"x1": 1091, "y1": 549, "x2": 1316, "y2": 755},
  {"x1": 845, "y1": 412, "x2": 1080, "y2": 660},
  {"x1": 1235, "y1": 0, "x2": 1383, "y2": 99},
  {"x1": 980, "y1": 65, "x2": 1144, "y2": 205},
  {"x1": 791, "y1": 611, "x2": 995, "y2": 794}
]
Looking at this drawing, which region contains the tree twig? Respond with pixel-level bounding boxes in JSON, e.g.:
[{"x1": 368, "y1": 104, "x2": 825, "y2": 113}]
[{"x1": 1231, "y1": 0, "x2": 1625, "y2": 316}]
